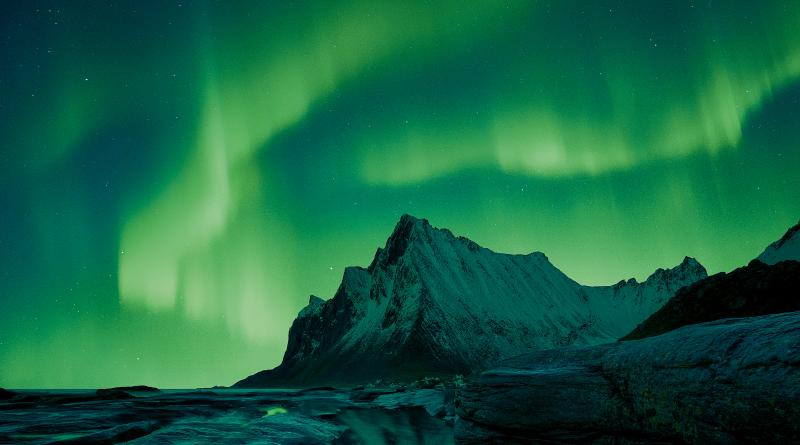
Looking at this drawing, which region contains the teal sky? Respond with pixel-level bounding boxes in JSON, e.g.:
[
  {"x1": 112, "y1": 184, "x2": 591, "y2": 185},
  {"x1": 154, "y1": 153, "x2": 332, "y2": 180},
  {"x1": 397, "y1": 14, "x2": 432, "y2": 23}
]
[{"x1": 1, "y1": 1, "x2": 799, "y2": 388}]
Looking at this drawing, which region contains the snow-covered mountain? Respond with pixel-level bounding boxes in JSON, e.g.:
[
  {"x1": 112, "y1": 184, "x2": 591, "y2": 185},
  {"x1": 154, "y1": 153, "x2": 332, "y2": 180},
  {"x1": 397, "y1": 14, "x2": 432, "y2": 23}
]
[
  {"x1": 622, "y1": 218, "x2": 800, "y2": 341},
  {"x1": 236, "y1": 215, "x2": 707, "y2": 387},
  {"x1": 622, "y1": 259, "x2": 800, "y2": 341},
  {"x1": 757, "y1": 220, "x2": 800, "y2": 264}
]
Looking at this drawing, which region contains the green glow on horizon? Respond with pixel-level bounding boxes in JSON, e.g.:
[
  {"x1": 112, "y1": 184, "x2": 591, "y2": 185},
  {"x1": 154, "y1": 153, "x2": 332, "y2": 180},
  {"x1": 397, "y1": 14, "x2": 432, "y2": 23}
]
[{"x1": 0, "y1": 0, "x2": 798, "y2": 388}]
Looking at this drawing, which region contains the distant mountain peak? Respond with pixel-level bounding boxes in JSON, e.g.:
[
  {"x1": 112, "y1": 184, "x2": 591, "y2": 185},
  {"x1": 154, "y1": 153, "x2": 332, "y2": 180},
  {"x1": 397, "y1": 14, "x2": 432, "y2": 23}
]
[
  {"x1": 677, "y1": 256, "x2": 705, "y2": 275},
  {"x1": 680, "y1": 256, "x2": 701, "y2": 267},
  {"x1": 643, "y1": 256, "x2": 707, "y2": 284}
]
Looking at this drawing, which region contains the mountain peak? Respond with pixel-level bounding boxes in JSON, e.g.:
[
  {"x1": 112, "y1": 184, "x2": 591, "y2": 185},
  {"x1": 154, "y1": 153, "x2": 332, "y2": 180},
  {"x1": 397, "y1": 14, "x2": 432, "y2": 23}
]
[
  {"x1": 375, "y1": 214, "x2": 452, "y2": 269},
  {"x1": 678, "y1": 256, "x2": 707, "y2": 280},
  {"x1": 382, "y1": 214, "x2": 428, "y2": 266},
  {"x1": 397, "y1": 213, "x2": 428, "y2": 226},
  {"x1": 308, "y1": 295, "x2": 325, "y2": 305},
  {"x1": 679, "y1": 256, "x2": 703, "y2": 271},
  {"x1": 298, "y1": 295, "x2": 325, "y2": 318},
  {"x1": 389, "y1": 214, "x2": 435, "y2": 237},
  {"x1": 643, "y1": 256, "x2": 707, "y2": 285}
]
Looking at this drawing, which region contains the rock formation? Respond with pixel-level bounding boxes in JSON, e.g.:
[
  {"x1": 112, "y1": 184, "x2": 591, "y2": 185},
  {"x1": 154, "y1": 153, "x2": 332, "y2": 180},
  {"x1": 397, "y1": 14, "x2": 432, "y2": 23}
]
[{"x1": 455, "y1": 312, "x2": 800, "y2": 444}]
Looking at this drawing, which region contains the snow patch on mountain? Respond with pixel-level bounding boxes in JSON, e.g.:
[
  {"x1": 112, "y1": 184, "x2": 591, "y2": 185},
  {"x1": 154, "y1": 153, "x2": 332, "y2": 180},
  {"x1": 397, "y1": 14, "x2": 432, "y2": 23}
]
[
  {"x1": 757, "y1": 220, "x2": 800, "y2": 264},
  {"x1": 584, "y1": 256, "x2": 707, "y2": 339}
]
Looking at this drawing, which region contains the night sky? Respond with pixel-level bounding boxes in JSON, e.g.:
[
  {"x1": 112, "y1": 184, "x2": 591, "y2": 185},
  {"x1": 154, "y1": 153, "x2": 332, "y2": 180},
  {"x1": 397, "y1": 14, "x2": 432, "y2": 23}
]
[{"x1": 1, "y1": 1, "x2": 799, "y2": 388}]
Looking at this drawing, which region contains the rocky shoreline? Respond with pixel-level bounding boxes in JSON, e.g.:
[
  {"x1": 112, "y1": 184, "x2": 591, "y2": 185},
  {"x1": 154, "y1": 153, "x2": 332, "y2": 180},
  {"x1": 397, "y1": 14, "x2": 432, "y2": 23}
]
[{"x1": 454, "y1": 311, "x2": 800, "y2": 444}]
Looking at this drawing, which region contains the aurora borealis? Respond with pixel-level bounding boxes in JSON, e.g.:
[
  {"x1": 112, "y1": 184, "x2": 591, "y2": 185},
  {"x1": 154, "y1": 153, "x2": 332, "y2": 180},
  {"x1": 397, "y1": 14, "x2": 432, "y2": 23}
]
[{"x1": 1, "y1": 0, "x2": 799, "y2": 389}]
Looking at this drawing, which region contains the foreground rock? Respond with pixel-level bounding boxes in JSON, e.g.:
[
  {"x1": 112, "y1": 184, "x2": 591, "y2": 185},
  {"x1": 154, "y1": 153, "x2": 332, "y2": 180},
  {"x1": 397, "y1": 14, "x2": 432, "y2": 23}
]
[
  {"x1": 237, "y1": 215, "x2": 705, "y2": 387},
  {"x1": 622, "y1": 259, "x2": 800, "y2": 340},
  {"x1": 455, "y1": 312, "x2": 800, "y2": 444}
]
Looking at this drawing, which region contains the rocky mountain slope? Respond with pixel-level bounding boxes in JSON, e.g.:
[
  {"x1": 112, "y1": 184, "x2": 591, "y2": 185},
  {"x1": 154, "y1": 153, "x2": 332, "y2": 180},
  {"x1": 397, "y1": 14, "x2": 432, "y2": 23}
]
[
  {"x1": 623, "y1": 219, "x2": 800, "y2": 341},
  {"x1": 455, "y1": 311, "x2": 800, "y2": 444},
  {"x1": 236, "y1": 215, "x2": 706, "y2": 387},
  {"x1": 758, "y1": 220, "x2": 800, "y2": 265},
  {"x1": 622, "y1": 259, "x2": 800, "y2": 340}
]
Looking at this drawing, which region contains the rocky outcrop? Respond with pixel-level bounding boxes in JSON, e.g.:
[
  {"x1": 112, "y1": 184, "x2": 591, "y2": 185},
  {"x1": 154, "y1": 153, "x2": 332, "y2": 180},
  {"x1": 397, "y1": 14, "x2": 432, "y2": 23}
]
[
  {"x1": 236, "y1": 215, "x2": 705, "y2": 388},
  {"x1": 455, "y1": 311, "x2": 800, "y2": 444},
  {"x1": 622, "y1": 259, "x2": 800, "y2": 340},
  {"x1": 0, "y1": 388, "x2": 16, "y2": 399},
  {"x1": 95, "y1": 385, "x2": 160, "y2": 395}
]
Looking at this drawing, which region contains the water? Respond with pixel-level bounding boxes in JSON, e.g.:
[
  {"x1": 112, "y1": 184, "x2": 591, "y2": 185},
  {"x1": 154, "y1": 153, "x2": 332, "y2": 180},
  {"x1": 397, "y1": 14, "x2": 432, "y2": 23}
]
[{"x1": 0, "y1": 388, "x2": 454, "y2": 444}]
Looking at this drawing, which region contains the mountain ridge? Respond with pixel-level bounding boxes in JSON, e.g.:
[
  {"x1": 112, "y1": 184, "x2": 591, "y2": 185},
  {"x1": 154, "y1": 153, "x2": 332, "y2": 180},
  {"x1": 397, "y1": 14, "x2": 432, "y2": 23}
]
[
  {"x1": 621, "y1": 259, "x2": 800, "y2": 341},
  {"x1": 622, "y1": 219, "x2": 800, "y2": 341},
  {"x1": 758, "y1": 219, "x2": 800, "y2": 265},
  {"x1": 235, "y1": 215, "x2": 707, "y2": 387}
]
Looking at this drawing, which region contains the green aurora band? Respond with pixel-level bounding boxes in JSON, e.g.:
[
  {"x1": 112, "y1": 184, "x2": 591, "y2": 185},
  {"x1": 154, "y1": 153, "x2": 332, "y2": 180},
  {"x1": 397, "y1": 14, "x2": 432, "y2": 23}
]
[{"x1": 1, "y1": 1, "x2": 799, "y2": 388}]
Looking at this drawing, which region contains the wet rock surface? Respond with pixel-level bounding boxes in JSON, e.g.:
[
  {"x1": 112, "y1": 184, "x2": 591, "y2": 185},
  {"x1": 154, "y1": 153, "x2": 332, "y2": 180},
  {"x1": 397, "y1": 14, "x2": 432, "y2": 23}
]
[
  {"x1": 0, "y1": 386, "x2": 455, "y2": 444},
  {"x1": 455, "y1": 312, "x2": 800, "y2": 444}
]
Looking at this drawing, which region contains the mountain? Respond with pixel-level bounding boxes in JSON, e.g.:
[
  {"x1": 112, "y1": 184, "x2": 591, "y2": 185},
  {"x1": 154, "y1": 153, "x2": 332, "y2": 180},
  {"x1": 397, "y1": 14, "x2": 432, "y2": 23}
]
[
  {"x1": 758, "y1": 220, "x2": 800, "y2": 264},
  {"x1": 235, "y1": 215, "x2": 707, "y2": 387},
  {"x1": 623, "y1": 219, "x2": 800, "y2": 341},
  {"x1": 621, "y1": 259, "x2": 800, "y2": 340},
  {"x1": 583, "y1": 256, "x2": 707, "y2": 340}
]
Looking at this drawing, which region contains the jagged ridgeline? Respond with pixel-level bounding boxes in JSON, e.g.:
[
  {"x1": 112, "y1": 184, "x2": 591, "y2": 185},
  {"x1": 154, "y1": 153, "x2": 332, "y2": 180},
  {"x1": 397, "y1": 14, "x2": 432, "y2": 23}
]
[
  {"x1": 623, "y1": 220, "x2": 800, "y2": 341},
  {"x1": 236, "y1": 215, "x2": 707, "y2": 387}
]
